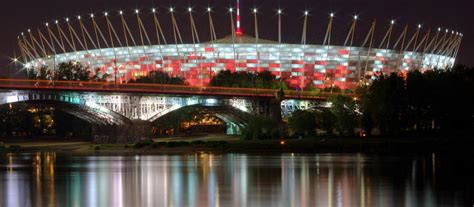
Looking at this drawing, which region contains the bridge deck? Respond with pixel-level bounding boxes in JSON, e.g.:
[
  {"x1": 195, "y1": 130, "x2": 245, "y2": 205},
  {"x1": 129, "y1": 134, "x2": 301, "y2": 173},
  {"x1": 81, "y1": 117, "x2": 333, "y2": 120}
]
[{"x1": 0, "y1": 79, "x2": 350, "y2": 100}]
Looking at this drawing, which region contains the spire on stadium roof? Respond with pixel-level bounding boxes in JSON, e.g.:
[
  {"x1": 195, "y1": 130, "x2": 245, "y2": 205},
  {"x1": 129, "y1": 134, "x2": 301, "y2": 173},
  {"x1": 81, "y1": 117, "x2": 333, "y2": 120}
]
[{"x1": 235, "y1": 0, "x2": 243, "y2": 36}]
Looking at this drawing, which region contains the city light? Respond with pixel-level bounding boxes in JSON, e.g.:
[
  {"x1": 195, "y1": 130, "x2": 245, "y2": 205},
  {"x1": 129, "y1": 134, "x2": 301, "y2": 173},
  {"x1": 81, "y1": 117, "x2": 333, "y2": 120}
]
[
  {"x1": 304, "y1": 11, "x2": 309, "y2": 16},
  {"x1": 253, "y1": 8, "x2": 257, "y2": 13},
  {"x1": 330, "y1": 12, "x2": 334, "y2": 17}
]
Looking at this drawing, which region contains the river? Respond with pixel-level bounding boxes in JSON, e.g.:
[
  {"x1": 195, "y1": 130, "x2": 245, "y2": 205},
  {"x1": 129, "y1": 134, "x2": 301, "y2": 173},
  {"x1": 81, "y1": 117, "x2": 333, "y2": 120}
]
[{"x1": 0, "y1": 153, "x2": 472, "y2": 207}]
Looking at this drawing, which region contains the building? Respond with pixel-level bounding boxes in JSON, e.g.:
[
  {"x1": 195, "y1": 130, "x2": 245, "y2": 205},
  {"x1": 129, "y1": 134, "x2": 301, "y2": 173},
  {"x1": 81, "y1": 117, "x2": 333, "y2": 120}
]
[{"x1": 16, "y1": 5, "x2": 462, "y2": 90}]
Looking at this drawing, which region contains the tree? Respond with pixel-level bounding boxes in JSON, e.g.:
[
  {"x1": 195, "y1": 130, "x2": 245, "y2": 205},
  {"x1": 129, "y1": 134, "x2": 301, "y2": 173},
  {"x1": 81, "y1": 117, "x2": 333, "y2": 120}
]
[
  {"x1": 129, "y1": 71, "x2": 185, "y2": 85},
  {"x1": 210, "y1": 70, "x2": 288, "y2": 89},
  {"x1": 55, "y1": 62, "x2": 91, "y2": 81},
  {"x1": 241, "y1": 116, "x2": 280, "y2": 140},
  {"x1": 28, "y1": 66, "x2": 48, "y2": 80},
  {"x1": 28, "y1": 62, "x2": 108, "y2": 82},
  {"x1": 357, "y1": 65, "x2": 473, "y2": 136},
  {"x1": 288, "y1": 110, "x2": 316, "y2": 137},
  {"x1": 329, "y1": 95, "x2": 359, "y2": 136},
  {"x1": 315, "y1": 108, "x2": 337, "y2": 136},
  {"x1": 359, "y1": 73, "x2": 406, "y2": 135}
]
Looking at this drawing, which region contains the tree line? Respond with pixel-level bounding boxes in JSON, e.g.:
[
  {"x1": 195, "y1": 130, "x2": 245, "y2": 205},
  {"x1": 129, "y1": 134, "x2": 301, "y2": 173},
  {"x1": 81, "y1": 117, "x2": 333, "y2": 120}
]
[
  {"x1": 285, "y1": 65, "x2": 473, "y2": 138},
  {"x1": 28, "y1": 62, "x2": 109, "y2": 82}
]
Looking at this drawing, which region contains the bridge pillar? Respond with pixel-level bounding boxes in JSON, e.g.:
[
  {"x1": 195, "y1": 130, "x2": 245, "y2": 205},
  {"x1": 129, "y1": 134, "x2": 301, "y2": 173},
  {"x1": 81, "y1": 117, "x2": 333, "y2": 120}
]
[{"x1": 91, "y1": 121, "x2": 153, "y2": 144}]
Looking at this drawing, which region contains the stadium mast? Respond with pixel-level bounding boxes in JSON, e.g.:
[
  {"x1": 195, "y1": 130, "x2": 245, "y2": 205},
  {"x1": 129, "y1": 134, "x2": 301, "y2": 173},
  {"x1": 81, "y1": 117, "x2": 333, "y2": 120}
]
[{"x1": 235, "y1": 0, "x2": 243, "y2": 36}]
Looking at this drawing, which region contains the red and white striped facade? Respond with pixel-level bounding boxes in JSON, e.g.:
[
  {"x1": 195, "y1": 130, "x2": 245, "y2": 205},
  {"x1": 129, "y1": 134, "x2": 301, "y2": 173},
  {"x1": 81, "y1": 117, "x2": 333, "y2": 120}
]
[{"x1": 17, "y1": 8, "x2": 461, "y2": 90}]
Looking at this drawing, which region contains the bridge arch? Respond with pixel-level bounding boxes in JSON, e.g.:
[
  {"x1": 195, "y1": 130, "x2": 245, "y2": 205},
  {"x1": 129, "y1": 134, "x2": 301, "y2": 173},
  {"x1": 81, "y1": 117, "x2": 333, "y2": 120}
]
[
  {"x1": 152, "y1": 104, "x2": 252, "y2": 135},
  {"x1": 0, "y1": 90, "x2": 131, "y2": 126}
]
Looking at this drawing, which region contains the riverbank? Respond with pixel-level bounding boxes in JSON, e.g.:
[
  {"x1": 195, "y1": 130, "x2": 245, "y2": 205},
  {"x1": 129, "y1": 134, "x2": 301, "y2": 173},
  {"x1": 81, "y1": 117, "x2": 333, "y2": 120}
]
[{"x1": 1, "y1": 136, "x2": 473, "y2": 155}]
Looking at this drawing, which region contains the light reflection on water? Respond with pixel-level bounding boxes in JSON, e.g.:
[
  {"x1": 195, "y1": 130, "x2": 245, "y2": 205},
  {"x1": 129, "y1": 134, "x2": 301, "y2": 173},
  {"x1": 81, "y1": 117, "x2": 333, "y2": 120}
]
[{"x1": 0, "y1": 153, "x2": 471, "y2": 207}]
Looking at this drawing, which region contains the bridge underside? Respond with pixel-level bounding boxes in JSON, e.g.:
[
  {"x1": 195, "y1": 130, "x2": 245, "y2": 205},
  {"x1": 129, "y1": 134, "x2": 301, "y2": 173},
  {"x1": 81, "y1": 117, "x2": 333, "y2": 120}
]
[
  {"x1": 4, "y1": 100, "x2": 131, "y2": 126},
  {"x1": 153, "y1": 104, "x2": 253, "y2": 135}
]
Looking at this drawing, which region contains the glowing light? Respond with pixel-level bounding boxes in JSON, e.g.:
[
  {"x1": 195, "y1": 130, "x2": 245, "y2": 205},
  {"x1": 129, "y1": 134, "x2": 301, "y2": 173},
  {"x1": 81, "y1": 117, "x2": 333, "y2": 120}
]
[
  {"x1": 152, "y1": 8, "x2": 156, "y2": 13},
  {"x1": 418, "y1": 24, "x2": 422, "y2": 28},
  {"x1": 253, "y1": 8, "x2": 257, "y2": 13},
  {"x1": 354, "y1": 15, "x2": 358, "y2": 20},
  {"x1": 278, "y1": 9, "x2": 282, "y2": 14},
  {"x1": 229, "y1": 8, "x2": 233, "y2": 12},
  {"x1": 330, "y1": 12, "x2": 334, "y2": 17},
  {"x1": 207, "y1": 7, "x2": 211, "y2": 12},
  {"x1": 21, "y1": 32, "x2": 24, "y2": 36},
  {"x1": 188, "y1": 7, "x2": 192, "y2": 12},
  {"x1": 438, "y1": 27, "x2": 441, "y2": 31},
  {"x1": 65, "y1": 18, "x2": 69, "y2": 22},
  {"x1": 135, "y1": 9, "x2": 139, "y2": 14},
  {"x1": 27, "y1": 29, "x2": 31, "y2": 33},
  {"x1": 205, "y1": 98, "x2": 218, "y2": 106},
  {"x1": 304, "y1": 11, "x2": 309, "y2": 16},
  {"x1": 170, "y1": 8, "x2": 174, "y2": 12},
  {"x1": 451, "y1": 30, "x2": 454, "y2": 34},
  {"x1": 391, "y1": 20, "x2": 395, "y2": 25},
  {"x1": 119, "y1": 10, "x2": 123, "y2": 15},
  {"x1": 55, "y1": 20, "x2": 58, "y2": 24},
  {"x1": 13, "y1": 58, "x2": 18, "y2": 62},
  {"x1": 6, "y1": 96, "x2": 18, "y2": 103},
  {"x1": 280, "y1": 140, "x2": 286, "y2": 145},
  {"x1": 104, "y1": 12, "x2": 109, "y2": 16},
  {"x1": 90, "y1": 14, "x2": 94, "y2": 18},
  {"x1": 77, "y1": 15, "x2": 81, "y2": 20},
  {"x1": 445, "y1": 29, "x2": 449, "y2": 33},
  {"x1": 45, "y1": 23, "x2": 49, "y2": 27}
]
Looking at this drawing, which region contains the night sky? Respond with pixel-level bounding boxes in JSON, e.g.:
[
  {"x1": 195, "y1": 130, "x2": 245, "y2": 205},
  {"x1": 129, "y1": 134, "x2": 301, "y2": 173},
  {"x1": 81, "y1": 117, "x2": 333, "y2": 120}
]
[{"x1": 0, "y1": 0, "x2": 472, "y2": 76}]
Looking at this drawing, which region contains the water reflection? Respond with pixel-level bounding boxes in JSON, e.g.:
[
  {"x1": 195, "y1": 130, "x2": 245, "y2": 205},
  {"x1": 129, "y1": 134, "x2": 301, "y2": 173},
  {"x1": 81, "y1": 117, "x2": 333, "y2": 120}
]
[{"x1": 0, "y1": 153, "x2": 471, "y2": 207}]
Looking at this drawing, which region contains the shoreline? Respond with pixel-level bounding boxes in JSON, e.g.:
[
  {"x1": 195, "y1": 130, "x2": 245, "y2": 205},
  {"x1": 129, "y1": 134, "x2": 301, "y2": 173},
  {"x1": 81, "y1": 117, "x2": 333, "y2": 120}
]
[{"x1": 2, "y1": 136, "x2": 474, "y2": 155}]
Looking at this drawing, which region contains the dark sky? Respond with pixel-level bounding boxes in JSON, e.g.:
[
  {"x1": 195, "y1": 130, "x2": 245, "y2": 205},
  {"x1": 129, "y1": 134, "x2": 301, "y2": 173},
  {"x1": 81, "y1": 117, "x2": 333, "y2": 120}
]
[{"x1": 1, "y1": 0, "x2": 472, "y2": 76}]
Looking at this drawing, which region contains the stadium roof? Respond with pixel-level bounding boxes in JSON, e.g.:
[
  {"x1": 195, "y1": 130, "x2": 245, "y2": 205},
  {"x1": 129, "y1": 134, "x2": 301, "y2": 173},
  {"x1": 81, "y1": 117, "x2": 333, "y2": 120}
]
[{"x1": 210, "y1": 35, "x2": 278, "y2": 44}]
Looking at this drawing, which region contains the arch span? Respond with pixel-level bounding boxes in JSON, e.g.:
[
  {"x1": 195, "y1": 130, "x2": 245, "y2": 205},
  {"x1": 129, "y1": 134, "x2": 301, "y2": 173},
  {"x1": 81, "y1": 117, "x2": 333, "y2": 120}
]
[
  {"x1": 0, "y1": 90, "x2": 131, "y2": 126},
  {"x1": 152, "y1": 104, "x2": 253, "y2": 135}
]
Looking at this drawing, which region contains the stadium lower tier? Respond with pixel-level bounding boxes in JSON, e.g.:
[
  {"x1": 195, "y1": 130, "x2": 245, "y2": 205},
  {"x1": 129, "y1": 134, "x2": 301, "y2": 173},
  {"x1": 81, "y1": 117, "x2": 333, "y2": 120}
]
[{"x1": 27, "y1": 43, "x2": 454, "y2": 90}]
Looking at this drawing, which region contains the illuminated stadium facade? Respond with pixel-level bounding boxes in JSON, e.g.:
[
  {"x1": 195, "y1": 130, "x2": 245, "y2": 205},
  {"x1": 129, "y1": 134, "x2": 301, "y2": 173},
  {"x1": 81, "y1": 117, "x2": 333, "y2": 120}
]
[{"x1": 16, "y1": 2, "x2": 463, "y2": 90}]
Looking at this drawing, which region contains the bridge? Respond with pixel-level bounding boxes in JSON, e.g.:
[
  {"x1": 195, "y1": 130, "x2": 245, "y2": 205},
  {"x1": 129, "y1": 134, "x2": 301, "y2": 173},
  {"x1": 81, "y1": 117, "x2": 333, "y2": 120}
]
[{"x1": 0, "y1": 79, "x2": 348, "y2": 140}]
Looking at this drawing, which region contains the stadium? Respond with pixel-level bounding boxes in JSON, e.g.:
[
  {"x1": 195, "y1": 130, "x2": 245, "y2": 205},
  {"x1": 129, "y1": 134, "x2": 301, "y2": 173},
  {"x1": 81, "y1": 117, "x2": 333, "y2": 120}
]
[{"x1": 16, "y1": 2, "x2": 463, "y2": 90}]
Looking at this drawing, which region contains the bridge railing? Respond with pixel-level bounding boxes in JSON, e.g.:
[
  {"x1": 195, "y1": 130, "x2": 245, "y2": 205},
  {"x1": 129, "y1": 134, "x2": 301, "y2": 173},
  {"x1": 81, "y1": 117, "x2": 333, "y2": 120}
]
[{"x1": 0, "y1": 79, "x2": 351, "y2": 100}]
